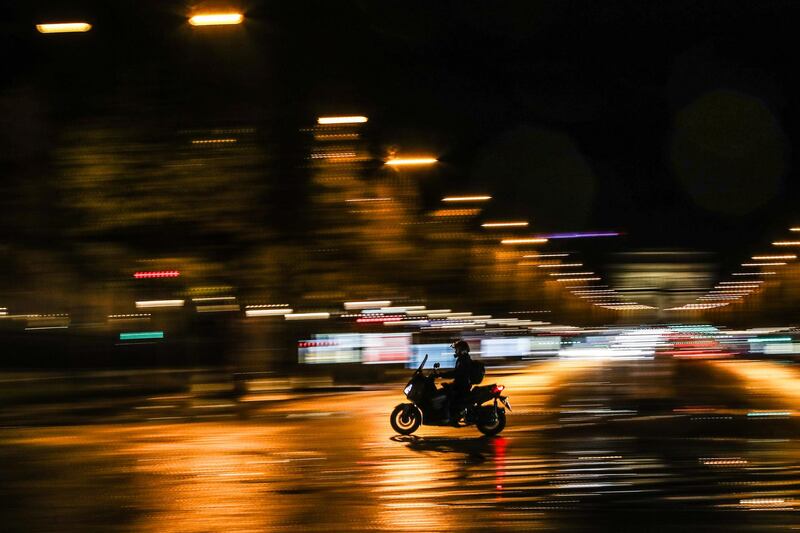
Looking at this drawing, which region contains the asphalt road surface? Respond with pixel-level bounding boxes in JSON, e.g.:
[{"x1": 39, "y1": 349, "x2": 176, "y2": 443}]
[{"x1": 3, "y1": 357, "x2": 800, "y2": 532}]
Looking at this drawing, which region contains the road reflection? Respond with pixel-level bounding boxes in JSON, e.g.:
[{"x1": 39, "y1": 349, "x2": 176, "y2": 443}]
[{"x1": 6, "y1": 359, "x2": 800, "y2": 530}]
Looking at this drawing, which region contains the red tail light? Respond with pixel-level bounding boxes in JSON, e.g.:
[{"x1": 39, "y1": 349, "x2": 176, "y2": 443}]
[{"x1": 491, "y1": 384, "x2": 505, "y2": 394}]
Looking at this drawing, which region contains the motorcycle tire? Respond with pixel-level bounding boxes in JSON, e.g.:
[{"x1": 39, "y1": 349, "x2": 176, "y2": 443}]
[
  {"x1": 477, "y1": 410, "x2": 506, "y2": 436},
  {"x1": 390, "y1": 404, "x2": 421, "y2": 435}
]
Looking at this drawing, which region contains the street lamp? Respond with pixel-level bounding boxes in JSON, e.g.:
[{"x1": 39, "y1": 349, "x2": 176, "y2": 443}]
[
  {"x1": 752, "y1": 254, "x2": 795, "y2": 260},
  {"x1": 441, "y1": 195, "x2": 491, "y2": 202},
  {"x1": 318, "y1": 116, "x2": 368, "y2": 125},
  {"x1": 36, "y1": 22, "x2": 91, "y2": 33},
  {"x1": 385, "y1": 157, "x2": 438, "y2": 166},
  {"x1": 481, "y1": 221, "x2": 528, "y2": 228},
  {"x1": 189, "y1": 13, "x2": 244, "y2": 26}
]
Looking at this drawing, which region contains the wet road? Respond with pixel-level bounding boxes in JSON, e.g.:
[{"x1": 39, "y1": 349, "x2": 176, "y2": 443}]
[{"x1": 3, "y1": 358, "x2": 800, "y2": 531}]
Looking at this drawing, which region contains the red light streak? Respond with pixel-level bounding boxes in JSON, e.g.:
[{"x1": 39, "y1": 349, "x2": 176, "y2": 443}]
[{"x1": 134, "y1": 270, "x2": 181, "y2": 279}]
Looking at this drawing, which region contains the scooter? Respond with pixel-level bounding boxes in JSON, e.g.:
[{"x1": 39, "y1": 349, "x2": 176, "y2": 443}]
[{"x1": 390, "y1": 354, "x2": 511, "y2": 436}]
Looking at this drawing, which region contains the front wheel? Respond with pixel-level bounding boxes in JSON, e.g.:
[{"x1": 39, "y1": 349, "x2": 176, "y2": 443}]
[
  {"x1": 477, "y1": 409, "x2": 506, "y2": 436},
  {"x1": 390, "y1": 404, "x2": 421, "y2": 435}
]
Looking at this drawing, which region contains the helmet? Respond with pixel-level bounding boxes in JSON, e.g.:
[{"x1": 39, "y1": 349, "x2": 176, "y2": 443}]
[{"x1": 452, "y1": 339, "x2": 470, "y2": 357}]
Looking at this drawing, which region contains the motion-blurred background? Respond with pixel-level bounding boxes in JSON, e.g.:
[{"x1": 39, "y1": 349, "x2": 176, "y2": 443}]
[{"x1": 3, "y1": 2, "x2": 800, "y2": 373}]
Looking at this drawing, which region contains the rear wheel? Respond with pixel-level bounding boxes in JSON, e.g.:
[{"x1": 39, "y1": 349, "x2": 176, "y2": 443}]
[
  {"x1": 390, "y1": 404, "x2": 421, "y2": 435},
  {"x1": 477, "y1": 409, "x2": 506, "y2": 436}
]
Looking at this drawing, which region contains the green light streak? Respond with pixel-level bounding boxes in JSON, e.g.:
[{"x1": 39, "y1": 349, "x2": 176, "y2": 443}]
[{"x1": 120, "y1": 331, "x2": 164, "y2": 340}]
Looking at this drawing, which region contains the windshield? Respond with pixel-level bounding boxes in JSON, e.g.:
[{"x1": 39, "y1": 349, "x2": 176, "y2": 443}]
[{"x1": 415, "y1": 354, "x2": 428, "y2": 373}]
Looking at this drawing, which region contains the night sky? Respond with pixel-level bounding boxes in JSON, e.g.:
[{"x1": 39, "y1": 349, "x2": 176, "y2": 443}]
[{"x1": 3, "y1": 1, "x2": 799, "y2": 273}]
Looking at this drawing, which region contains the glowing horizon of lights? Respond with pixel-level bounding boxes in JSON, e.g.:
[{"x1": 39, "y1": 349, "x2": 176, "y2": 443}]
[
  {"x1": 710, "y1": 289, "x2": 755, "y2": 293},
  {"x1": 188, "y1": 13, "x2": 244, "y2": 26},
  {"x1": 481, "y1": 221, "x2": 529, "y2": 228},
  {"x1": 666, "y1": 303, "x2": 730, "y2": 310},
  {"x1": 704, "y1": 291, "x2": 749, "y2": 295},
  {"x1": 36, "y1": 22, "x2": 91, "y2": 33},
  {"x1": 133, "y1": 270, "x2": 180, "y2": 279},
  {"x1": 696, "y1": 234, "x2": 796, "y2": 309},
  {"x1": 386, "y1": 157, "x2": 438, "y2": 166},
  {"x1": 317, "y1": 115, "x2": 368, "y2": 124},
  {"x1": 501, "y1": 238, "x2": 548, "y2": 245}
]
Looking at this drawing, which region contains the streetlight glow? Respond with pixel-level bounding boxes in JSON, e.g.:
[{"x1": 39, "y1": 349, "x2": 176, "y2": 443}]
[
  {"x1": 135, "y1": 300, "x2": 185, "y2": 308},
  {"x1": 285, "y1": 312, "x2": 330, "y2": 320},
  {"x1": 386, "y1": 157, "x2": 438, "y2": 166},
  {"x1": 246, "y1": 308, "x2": 294, "y2": 317},
  {"x1": 317, "y1": 116, "x2": 368, "y2": 124},
  {"x1": 189, "y1": 13, "x2": 244, "y2": 26},
  {"x1": 481, "y1": 221, "x2": 529, "y2": 228},
  {"x1": 752, "y1": 254, "x2": 796, "y2": 260},
  {"x1": 36, "y1": 22, "x2": 91, "y2": 33},
  {"x1": 442, "y1": 195, "x2": 491, "y2": 202}
]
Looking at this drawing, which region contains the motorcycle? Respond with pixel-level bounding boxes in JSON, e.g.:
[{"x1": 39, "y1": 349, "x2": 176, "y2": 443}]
[{"x1": 390, "y1": 354, "x2": 511, "y2": 436}]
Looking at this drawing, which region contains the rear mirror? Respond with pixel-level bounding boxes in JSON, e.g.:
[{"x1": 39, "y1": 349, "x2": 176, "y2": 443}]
[{"x1": 433, "y1": 362, "x2": 440, "y2": 369}]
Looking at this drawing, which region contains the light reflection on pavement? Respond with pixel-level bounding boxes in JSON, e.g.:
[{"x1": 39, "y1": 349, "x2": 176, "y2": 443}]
[{"x1": 3, "y1": 359, "x2": 800, "y2": 531}]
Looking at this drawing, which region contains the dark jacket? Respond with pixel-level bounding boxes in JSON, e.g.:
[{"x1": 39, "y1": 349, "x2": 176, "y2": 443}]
[{"x1": 441, "y1": 353, "x2": 472, "y2": 393}]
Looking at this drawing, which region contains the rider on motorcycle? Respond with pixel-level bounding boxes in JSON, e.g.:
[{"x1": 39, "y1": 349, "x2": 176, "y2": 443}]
[{"x1": 438, "y1": 339, "x2": 473, "y2": 423}]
